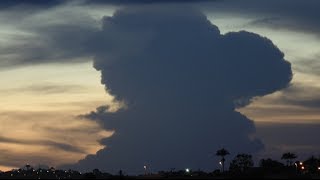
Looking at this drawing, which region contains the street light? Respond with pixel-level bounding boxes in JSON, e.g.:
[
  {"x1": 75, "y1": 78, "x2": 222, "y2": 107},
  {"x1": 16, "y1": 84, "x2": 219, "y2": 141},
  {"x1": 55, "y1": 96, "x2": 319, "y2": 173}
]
[
  {"x1": 143, "y1": 165, "x2": 147, "y2": 175},
  {"x1": 185, "y1": 168, "x2": 190, "y2": 173},
  {"x1": 219, "y1": 161, "x2": 222, "y2": 172}
]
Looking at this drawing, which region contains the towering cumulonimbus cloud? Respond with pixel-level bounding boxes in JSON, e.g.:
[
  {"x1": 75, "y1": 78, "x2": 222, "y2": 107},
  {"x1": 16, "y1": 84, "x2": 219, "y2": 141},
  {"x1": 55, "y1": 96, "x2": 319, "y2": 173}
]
[{"x1": 69, "y1": 6, "x2": 292, "y2": 173}]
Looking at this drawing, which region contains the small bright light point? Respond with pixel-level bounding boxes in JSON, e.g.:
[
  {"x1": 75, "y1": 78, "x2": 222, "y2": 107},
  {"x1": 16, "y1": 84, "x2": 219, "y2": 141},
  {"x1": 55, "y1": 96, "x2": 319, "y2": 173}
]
[
  {"x1": 185, "y1": 168, "x2": 190, "y2": 173},
  {"x1": 219, "y1": 161, "x2": 222, "y2": 165},
  {"x1": 299, "y1": 162, "x2": 303, "y2": 165},
  {"x1": 143, "y1": 165, "x2": 147, "y2": 169},
  {"x1": 301, "y1": 166, "x2": 305, "y2": 170},
  {"x1": 318, "y1": 167, "x2": 320, "y2": 170}
]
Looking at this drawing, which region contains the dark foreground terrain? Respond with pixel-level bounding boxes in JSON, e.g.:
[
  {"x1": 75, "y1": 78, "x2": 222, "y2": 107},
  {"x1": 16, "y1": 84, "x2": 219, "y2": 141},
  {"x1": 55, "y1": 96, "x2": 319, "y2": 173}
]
[{"x1": 1, "y1": 167, "x2": 320, "y2": 179}]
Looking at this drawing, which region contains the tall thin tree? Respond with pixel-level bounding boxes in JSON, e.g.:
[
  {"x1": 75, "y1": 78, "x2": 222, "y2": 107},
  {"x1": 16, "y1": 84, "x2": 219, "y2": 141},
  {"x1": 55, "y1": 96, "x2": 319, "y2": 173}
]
[
  {"x1": 216, "y1": 148, "x2": 230, "y2": 172},
  {"x1": 281, "y1": 152, "x2": 297, "y2": 166}
]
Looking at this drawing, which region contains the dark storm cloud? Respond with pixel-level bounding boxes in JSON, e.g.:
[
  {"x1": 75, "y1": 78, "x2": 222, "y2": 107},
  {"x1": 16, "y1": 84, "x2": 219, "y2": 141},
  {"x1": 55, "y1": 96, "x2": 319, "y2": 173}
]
[{"x1": 60, "y1": 6, "x2": 292, "y2": 173}]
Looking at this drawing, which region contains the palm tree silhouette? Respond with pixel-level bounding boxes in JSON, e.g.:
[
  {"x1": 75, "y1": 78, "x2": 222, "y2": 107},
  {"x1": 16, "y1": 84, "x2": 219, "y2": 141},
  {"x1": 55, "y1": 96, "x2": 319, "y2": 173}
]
[
  {"x1": 25, "y1": 164, "x2": 31, "y2": 171},
  {"x1": 281, "y1": 152, "x2": 297, "y2": 166},
  {"x1": 216, "y1": 148, "x2": 230, "y2": 172}
]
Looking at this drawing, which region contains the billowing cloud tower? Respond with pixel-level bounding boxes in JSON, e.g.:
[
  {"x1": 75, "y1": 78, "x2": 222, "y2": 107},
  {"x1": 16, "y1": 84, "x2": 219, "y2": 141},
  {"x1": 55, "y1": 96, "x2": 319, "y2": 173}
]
[{"x1": 71, "y1": 6, "x2": 292, "y2": 173}]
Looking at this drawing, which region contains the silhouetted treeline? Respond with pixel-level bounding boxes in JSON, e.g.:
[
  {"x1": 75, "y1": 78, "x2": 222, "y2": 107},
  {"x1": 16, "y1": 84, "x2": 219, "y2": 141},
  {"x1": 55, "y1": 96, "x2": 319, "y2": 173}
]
[{"x1": 1, "y1": 153, "x2": 320, "y2": 179}]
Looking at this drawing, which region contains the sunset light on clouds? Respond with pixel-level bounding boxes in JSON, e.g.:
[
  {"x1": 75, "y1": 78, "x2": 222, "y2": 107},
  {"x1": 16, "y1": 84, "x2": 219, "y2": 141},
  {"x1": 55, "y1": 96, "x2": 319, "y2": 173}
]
[
  {"x1": 0, "y1": 0, "x2": 320, "y2": 174},
  {"x1": 0, "y1": 62, "x2": 113, "y2": 169}
]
